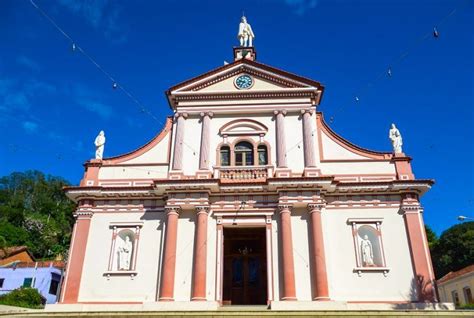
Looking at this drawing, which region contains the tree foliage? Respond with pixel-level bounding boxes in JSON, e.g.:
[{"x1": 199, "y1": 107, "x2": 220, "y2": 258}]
[
  {"x1": 431, "y1": 221, "x2": 474, "y2": 279},
  {"x1": 0, "y1": 171, "x2": 75, "y2": 260},
  {"x1": 0, "y1": 287, "x2": 45, "y2": 308},
  {"x1": 424, "y1": 225, "x2": 438, "y2": 250}
]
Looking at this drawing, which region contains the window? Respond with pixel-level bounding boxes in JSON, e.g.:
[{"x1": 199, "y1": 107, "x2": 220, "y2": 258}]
[
  {"x1": 220, "y1": 146, "x2": 230, "y2": 166},
  {"x1": 257, "y1": 145, "x2": 268, "y2": 165},
  {"x1": 235, "y1": 141, "x2": 254, "y2": 166},
  {"x1": 348, "y1": 219, "x2": 388, "y2": 275},
  {"x1": 452, "y1": 290, "x2": 460, "y2": 306},
  {"x1": 464, "y1": 287, "x2": 473, "y2": 304},
  {"x1": 49, "y1": 274, "x2": 60, "y2": 295},
  {"x1": 23, "y1": 277, "x2": 33, "y2": 288},
  {"x1": 0, "y1": 278, "x2": 4, "y2": 288}
]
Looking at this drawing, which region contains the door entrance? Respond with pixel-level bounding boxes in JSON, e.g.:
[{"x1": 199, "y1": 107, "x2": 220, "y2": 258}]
[{"x1": 222, "y1": 227, "x2": 267, "y2": 305}]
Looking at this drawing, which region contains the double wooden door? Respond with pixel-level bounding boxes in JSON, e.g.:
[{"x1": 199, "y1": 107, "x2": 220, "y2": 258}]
[{"x1": 222, "y1": 228, "x2": 267, "y2": 305}]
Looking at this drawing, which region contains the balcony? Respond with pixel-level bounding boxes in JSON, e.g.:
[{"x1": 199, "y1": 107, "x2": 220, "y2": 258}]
[{"x1": 215, "y1": 166, "x2": 272, "y2": 183}]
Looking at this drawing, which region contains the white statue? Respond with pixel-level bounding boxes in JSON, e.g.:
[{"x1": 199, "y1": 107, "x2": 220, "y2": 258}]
[
  {"x1": 360, "y1": 235, "x2": 374, "y2": 266},
  {"x1": 237, "y1": 16, "x2": 255, "y2": 47},
  {"x1": 389, "y1": 123, "x2": 403, "y2": 154},
  {"x1": 94, "y1": 130, "x2": 106, "y2": 160},
  {"x1": 118, "y1": 235, "x2": 133, "y2": 270}
]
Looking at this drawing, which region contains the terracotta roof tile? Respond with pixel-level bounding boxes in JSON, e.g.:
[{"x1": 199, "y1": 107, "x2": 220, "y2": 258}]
[
  {"x1": 437, "y1": 264, "x2": 474, "y2": 284},
  {"x1": 0, "y1": 246, "x2": 28, "y2": 259}
]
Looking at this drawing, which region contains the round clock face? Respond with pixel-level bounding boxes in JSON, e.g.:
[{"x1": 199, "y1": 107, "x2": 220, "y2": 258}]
[{"x1": 235, "y1": 74, "x2": 254, "y2": 89}]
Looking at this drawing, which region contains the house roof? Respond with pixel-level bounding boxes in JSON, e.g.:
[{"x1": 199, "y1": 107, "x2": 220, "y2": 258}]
[
  {"x1": 0, "y1": 246, "x2": 35, "y2": 261},
  {"x1": 1, "y1": 261, "x2": 65, "y2": 269},
  {"x1": 437, "y1": 264, "x2": 474, "y2": 284}
]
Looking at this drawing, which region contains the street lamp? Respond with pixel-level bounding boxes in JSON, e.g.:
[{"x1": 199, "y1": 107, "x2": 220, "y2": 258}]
[{"x1": 457, "y1": 215, "x2": 474, "y2": 221}]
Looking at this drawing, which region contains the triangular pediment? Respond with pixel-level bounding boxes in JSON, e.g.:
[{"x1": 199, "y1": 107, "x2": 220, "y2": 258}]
[
  {"x1": 168, "y1": 59, "x2": 322, "y2": 93},
  {"x1": 166, "y1": 58, "x2": 324, "y2": 109}
]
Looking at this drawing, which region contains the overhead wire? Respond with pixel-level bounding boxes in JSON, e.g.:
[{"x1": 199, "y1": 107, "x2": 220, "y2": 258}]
[{"x1": 28, "y1": 0, "x2": 199, "y2": 156}]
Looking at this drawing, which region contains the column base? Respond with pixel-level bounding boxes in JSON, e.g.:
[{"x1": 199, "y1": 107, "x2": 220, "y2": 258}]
[
  {"x1": 195, "y1": 170, "x2": 213, "y2": 179},
  {"x1": 281, "y1": 297, "x2": 297, "y2": 301},
  {"x1": 168, "y1": 171, "x2": 184, "y2": 180},
  {"x1": 303, "y1": 167, "x2": 321, "y2": 177},
  {"x1": 313, "y1": 297, "x2": 331, "y2": 301},
  {"x1": 191, "y1": 297, "x2": 207, "y2": 301},
  {"x1": 158, "y1": 297, "x2": 174, "y2": 302},
  {"x1": 274, "y1": 168, "x2": 292, "y2": 178}
]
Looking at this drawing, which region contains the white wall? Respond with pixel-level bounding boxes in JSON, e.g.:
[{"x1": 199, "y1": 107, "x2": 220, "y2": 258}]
[
  {"x1": 291, "y1": 207, "x2": 313, "y2": 300},
  {"x1": 79, "y1": 212, "x2": 165, "y2": 302},
  {"x1": 323, "y1": 206, "x2": 417, "y2": 301}
]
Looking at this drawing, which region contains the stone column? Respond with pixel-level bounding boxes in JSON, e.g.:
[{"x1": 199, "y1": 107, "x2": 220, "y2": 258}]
[
  {"x1": 307, "y1": 203, "x2": 330, "y2": 301},
  {"x1": 400, "y1": 198, "x2": 437, "y2": 302},
  {"x1": 172, "y1": 112, "x2": 188, "y2": 171},
  {"x1": 274, "y1": 110, "x2": 288, "y2": 168},
  {"x1": 278, "y1": 204, "x2": 297, "y2": 300},
  {"x1": 191, "y1": 205, "x2": 209, "y2": 301},
  {"x1": 199, "y1": 112, "x2": 213, "y2": 170},
  {"x1": 301, "y1": 109, "x2": 316, "y2": 168},
  {"x1": 60, "y1": 209, "x2": 93, "y2": 303},
  {"x1": 159, "y1": 206, "x2": 181, "y2": 301}
]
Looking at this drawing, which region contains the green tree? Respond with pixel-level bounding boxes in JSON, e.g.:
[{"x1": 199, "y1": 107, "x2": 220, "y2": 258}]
[
  {"x1": 0, "y1": 171, "x2": 75, "y2": 259},
  {"x1": 425, "y1": 225, "x2": 438, "y2": 250},
  {"x1": 431, "y1": 221, "x2": 474, "y2": 279}
]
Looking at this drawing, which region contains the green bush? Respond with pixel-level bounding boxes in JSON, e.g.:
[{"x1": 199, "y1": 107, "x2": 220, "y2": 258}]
[
  {"x1": 459, "y1": 303, "x2": 474, "y2": 310},
  {"x1": 0, "y1": 287, "x2": 45, "y2": 309}
]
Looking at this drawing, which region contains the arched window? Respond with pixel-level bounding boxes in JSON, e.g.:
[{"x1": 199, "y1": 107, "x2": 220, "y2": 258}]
[
  {"x1": 257, "y1": 145, "x2": 268, "y2": 165},
  {"x1": 235, "y1": 141, "x2": 254, "y2": 166},
  {"x1": 220, "y1": 145, "x2": 230, "y2": 166}
]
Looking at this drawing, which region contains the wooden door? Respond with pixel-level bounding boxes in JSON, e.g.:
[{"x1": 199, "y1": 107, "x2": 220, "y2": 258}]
[{"x1": 223, "y1": 228, "x2": 267, "y2": 305}]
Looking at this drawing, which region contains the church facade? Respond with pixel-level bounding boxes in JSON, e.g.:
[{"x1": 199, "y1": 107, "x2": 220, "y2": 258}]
[{"x1": 55, "y1": 40, "x2": 440, "y2": 311}]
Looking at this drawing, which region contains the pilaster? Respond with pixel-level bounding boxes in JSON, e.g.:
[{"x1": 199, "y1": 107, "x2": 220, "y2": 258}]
[
  {"x1": 307, "y1": 202, "x2": 330, "y2": 301},
  {"x1": 159, "y1": 205, "x2": 181, "y2": 301},
  {"x1": 60, "y1": 205, "x2": 93, "y2": 303},
  {"x1": 278, "y1": 204, "x2": 297, "y2": 301},
  {"x1": 191, "y1": 205, "x2": 210, "y2": 301},
  {"x1": 400, "y1": 196, "x2": 437, "y2": 302}
]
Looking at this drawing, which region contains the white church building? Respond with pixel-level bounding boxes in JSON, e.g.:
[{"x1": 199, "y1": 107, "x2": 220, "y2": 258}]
[{"x1": 53, "y1": 18, "x2": 441, "y2": 311}]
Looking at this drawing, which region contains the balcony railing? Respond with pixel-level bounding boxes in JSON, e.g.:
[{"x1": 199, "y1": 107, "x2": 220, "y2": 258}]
[{"x1": 215, "y1": 166, "x2": 271, "y2": 183}]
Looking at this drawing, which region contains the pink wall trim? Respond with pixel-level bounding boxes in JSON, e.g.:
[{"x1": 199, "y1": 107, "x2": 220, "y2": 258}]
[
  {"x1": 316, "y1": 113, "x2": 392, "y2": 161},
  {"x1": 401, "y1": 200, "x2": 437, "y2": 302},
  {"x1": 60, "y1": 213, "x2": 92, "y2": 303}
]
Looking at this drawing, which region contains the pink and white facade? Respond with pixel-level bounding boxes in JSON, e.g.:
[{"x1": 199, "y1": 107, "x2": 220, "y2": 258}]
[{"x1": 53, "y1": 46, "x2": 442, "y2": 311}]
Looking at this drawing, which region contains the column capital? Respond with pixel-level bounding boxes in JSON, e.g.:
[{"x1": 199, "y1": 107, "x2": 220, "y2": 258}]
[
  {"x1": 174, "y1": 112, "x2": 188, "y2": 120},
  {"x1": 308, "y1": 202, "x2": 325, "y2": 213},
  {"x1": 73, "y1": 210, "x2": 94, "y2": 219},
  {"x1": 195, "y1": 205, "x2": 210, "y2": 214},
  {"x1": 165, "y1": 205, "x2": 181, "y2": 215},
  {"x1": 300, "y1": 108, "x2": 314, "y2": 116},
  {"x1": 199, "y1": 111, "x2": 214, "y2": 119},
  {"x1": 273, "y1": 109, "x2": 287, "y2": 116},
  {"x1": 278, "y1": 204, "x2": 293, "y2": 213}
]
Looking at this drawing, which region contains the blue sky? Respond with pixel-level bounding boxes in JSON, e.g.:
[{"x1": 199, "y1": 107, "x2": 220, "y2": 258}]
[{"x1": 0, "y1": 0, "x2": 472, "y2": 234}]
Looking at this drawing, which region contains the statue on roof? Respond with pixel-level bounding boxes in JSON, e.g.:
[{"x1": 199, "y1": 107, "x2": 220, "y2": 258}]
[
  {"x1": 94, "y1": 130, "x2": 106, "y2": 160},
  {"x1": 238, "y1": 16, "x2": 255, "y2": 47},
  {"x1": 389, "y1": 123, "x2": 403, "y2": 154}
]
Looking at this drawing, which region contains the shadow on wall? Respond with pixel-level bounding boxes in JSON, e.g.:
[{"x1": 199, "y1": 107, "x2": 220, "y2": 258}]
[{"x1": 393, "y1": 275, "x2": 451, "y2": 310}]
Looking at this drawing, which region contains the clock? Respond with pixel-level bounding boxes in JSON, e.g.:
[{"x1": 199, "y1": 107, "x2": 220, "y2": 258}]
[{"x1": 235, "y1": 74, "x2": 254, "y2": 89}]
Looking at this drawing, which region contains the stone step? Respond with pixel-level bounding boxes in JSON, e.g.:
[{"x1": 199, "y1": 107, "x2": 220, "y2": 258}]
[{"x1": 2, "y1": 310, "x2": 472, "y2": 318}]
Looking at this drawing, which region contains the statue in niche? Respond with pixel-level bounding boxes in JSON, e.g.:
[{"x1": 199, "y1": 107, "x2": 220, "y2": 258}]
[
  {"x1": 360, "y1": 235, "x2": 375, "y2": 266},
  {"x1": 237, "y1": 16, "x2": 255, "y2": 47},
  {"x1": 94, "y1": 130, "x2": 106, "y2": 160},
  {"x1": 117, "y1": 235, "x2": 133, "y2": 270},
  {"x1": 388, "y1": 123, "x2": 403, "y2": 154}
]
